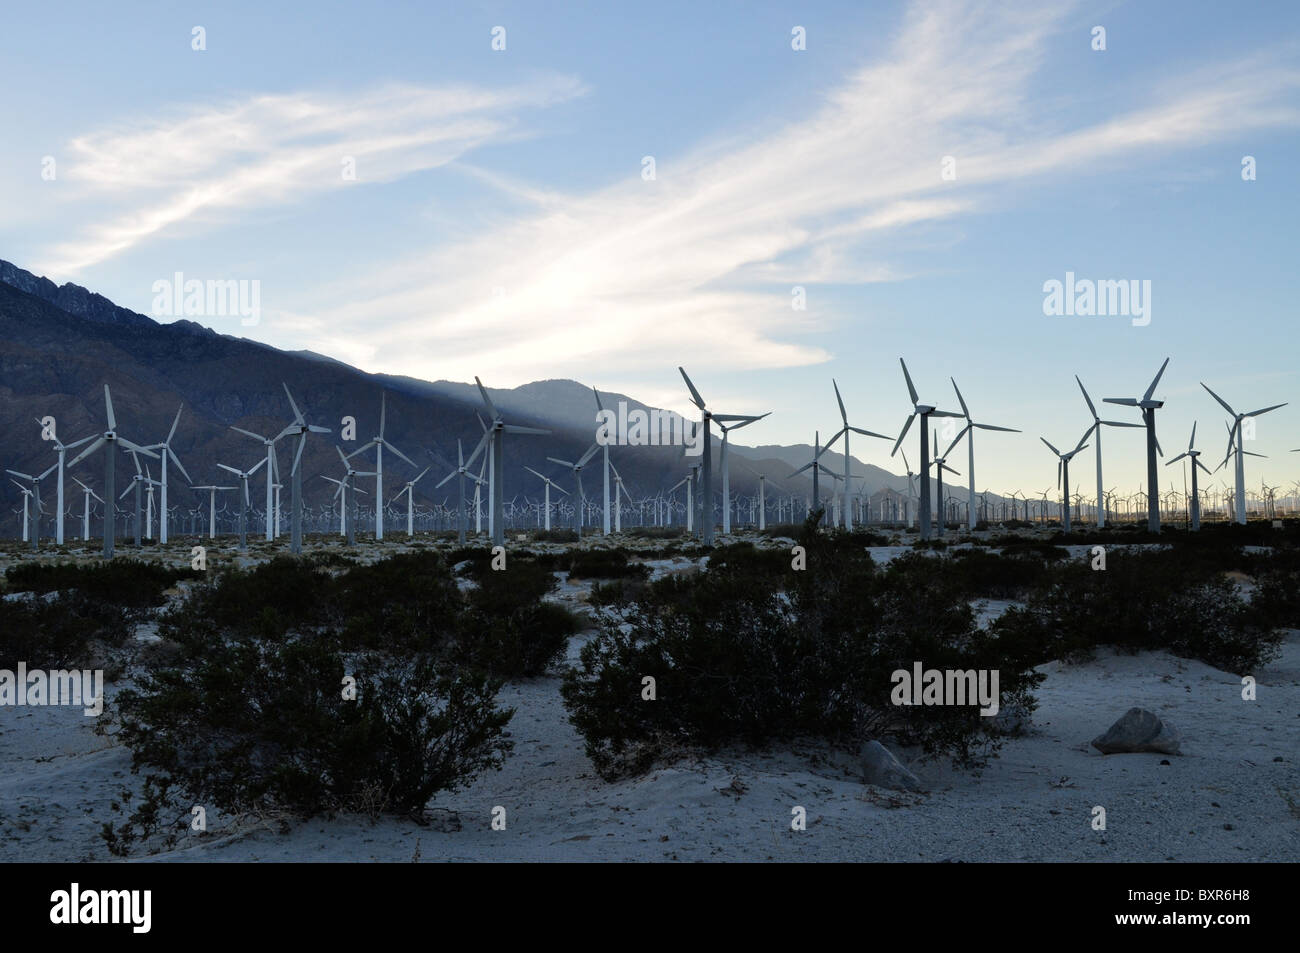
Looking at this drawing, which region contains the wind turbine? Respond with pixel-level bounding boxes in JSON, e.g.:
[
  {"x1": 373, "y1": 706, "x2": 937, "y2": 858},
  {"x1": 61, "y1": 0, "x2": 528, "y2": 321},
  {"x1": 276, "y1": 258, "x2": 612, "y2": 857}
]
[
  {"x1": 35, "y1": 420, "x2": 94, "y2": 546},
  {"x1": 1166, "y1": 422, "x2": 1212, "y2": 531},
  {"x1": 1199, "y1": 381, "x2": 1287, "y2": 525},
  {"x1": 393, "y1": 466, "x2": 432, "y2": 537},
  {"x1": 1075, "y1": 376, "x2": 1143, "y2": 528},
  {"x1": 890, "y1": 358, "x2": 963, "y2": 539},
  {"x1": 231, "y1": 423, "x2": 283, "y2": 541},
  {"x1": 8, "y1": 478, "x2": 36, "y2": 543},
  {"x1": 347, "y1": 392, "x2": 415, "y2": 541},
  {"x1": 1103, "y1": 357, "x2": 1170, "y2": 533},
  {"x1": 67, "y1": 385, "x2": 158, "y2": 557},
  {"x1": 678, "y1": 367, "x2": 763, "y2": 544},
  {"x1": 523, "y1": 465, "x2": 568, "y2": 532},
  {"x1": 929, "y1": 431, "x2": 961, "y2": 537},
  {"x1": 943, "y1": 378, "x2": 1019, "y2": 532},
  {"x1": 1040, "y1": 432, "x2": 1090, "y2": 532},
  {"x1": 741, "y1": 462, "x2": 770, "y2": 531},
  {"x1": 275, "y1": 384, "x2": 331, "y2": 554},
  {"x1": 822, "y1": 379, "x2": 888, "y2": 531},
  {"x1": 791, "y1": 432, "x2": 840, "y2": 525},
  {"x1": 547, "y1": 444, "x2": 601, "y2": 538},
  {"x1": 72, "y1": 477, "x2": 103, "y2": 542},
  {"x1": 718, "y1": 411, "x2": 770, "y2": 535},
  {"x1": 435, "y1": 436, "x2": 490, "y2": 544},
  {"x1": 191, "y1": 485, "x2": 236, "y2": 539},
  {"x1": 217, "y1": 457, "x2": 268, "y2": 551},
  {"x1": 473, "y1": 377, "x2": 550, "y2": 547},
  {"x1": 6, "y1": 465, "x2": 57, "y2": 550},
  {"x1": 593, "y1": 388, "x2": 613, "y2": 535},
  {"x1": 608, "y1": 460, "x2": 634, "y2": 533},
  {"x1": 143, "y1": 404, "x2": 191, "y2": 544},
  {"x1": 119, "y1": 451, "x2": 160, "y2": 547},
  {"x1": 668, "y1": 471, "x2": 694, "y2": 532}
]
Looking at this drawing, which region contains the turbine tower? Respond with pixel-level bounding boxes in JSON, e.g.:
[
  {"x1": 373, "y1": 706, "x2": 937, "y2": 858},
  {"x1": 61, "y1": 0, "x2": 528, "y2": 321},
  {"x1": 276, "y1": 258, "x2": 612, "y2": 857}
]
[
  {"x1": 146, "y1": 404, "x2": 191, "y2": 544},
  {"x1": 547, "y1": 444, "x2": 601, "y2": 538},
  {"x1": 524, "y1": 466, "x2": 568, "y2": 531},
  {"x1": 1040, "y1": 433, "x2": 1090, "y2": 532},
  {"x1": 824, "y1": 379, "x2": 888, "y2": 531},
  {"x1": 718, "y1": 412, "x2": 769, "y2": 535},
  {"x1": 593, "y1": 388, "x2": 612, "y2": 535},
  {"x1": 1166, "y1": 422, "x2": 1212, "y2": 531},
  {"x1": 890, "y1": 358, "x2": 962, "y2": 540},
  {"x1": 1075, "y1": 376, "x2": 1143, "y2": 528},
  {"x1": 231, "y1": 424, "x2": 283, "y2": 541},
  {"x1": 943, "y1": 377, "x2": 1019, "y2": 533},
  {"x1": 1104, "y1": 357, "x2": 1170, "y2": 533},
  {"x1": 275, "y1": 384, "x2": 331, "y2": 554},
  {"x1": 348, "y1": 392, "x2": 415, "y2": 541},
  {"x1": 678, "y1": 367, "x2": 761, "y2": 545},
  {"x1": 67, "y1": 385, "x2": 158, "y2": 558},
  {"x1": 1199, "y1": 382, "x2": 1287, "y2": 525},
  {"x1": 474, "y1": 377, "x2": 550, "y2": 547}
]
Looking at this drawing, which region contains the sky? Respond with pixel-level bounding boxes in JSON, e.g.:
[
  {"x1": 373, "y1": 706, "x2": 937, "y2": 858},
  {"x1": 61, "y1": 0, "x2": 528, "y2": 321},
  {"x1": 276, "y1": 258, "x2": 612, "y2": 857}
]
[{"x1": 2, "y1": 0, "x2": 1298, "y2": 497}]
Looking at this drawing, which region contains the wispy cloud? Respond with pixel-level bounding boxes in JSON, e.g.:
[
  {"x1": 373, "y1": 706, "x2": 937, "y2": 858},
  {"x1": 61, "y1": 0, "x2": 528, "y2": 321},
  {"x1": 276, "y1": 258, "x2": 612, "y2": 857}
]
[
  {"x1": 294, "y1": 0, "x2": 1298, "y2": 386},
  {"x1": 37, "y1": 77, "x2": 587, "y2": 274}
]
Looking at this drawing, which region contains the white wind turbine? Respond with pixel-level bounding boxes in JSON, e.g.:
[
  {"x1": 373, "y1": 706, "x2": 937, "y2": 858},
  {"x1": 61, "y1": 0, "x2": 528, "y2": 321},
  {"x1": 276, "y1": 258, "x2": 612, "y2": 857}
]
[
  {"x1": 929, "y1": 430, "x2": 961, "y2": 538},
  {"x1": 547, "y1": 444, "x2": 601, "y2": 538},
  {"x1": 67, "y1": 385, "x2": 158, "y2": 558},
  {"x1": 823, "y1": 379, "x2": 888, "y2": 531},
  {"x1": 119, "y1": 451, "x2": 161, "y2": 547},
  {"x1": 9, "y1": 478, "x2": 35, "y2": 542},
  {"x1": 523, "y1": 465, "x2": 568, "y2": 532},
  {"x1": 1040, "y1": 432, "x2": 1090, "y2": 532},
  {"x1": 72, "y1": 477, "x2": 103, "y2": 542},
  {"x1": 718, "y1": 411, "x2": 770, "y2": 535},
  {"x1": 144, "y1": 404, "x2": 191, "y2": 544},
  {"x1": 473, "y1": 377, "x2": 550, "y2": 547},
  {"x1": 6, "y1": 464, "x2": 57, "y2": 549},
  {"x1": 679, "y1": 367, "x2": 764, "y2": 544},
  {"x1": 230, "y1": 423, "x2": 283, "y2": 541},
  {"x1": 35, "y1": 420, "x2": 94, "y2": 546},
  {"x1": 1075, "y1": 376, "x2": 1143, "y2": 528},
  {"x1": 667, "y1": 470, "x2": 695, "y2": 532},
  {"x1": 435, "y1": 435, "x2": 490, "y2": 544},
  {"x1": 217, "y1": 457, "x2": 269, "y2": 551},
  {"x1": 275, "y1": 384, "x2": 331, "y2": 554},
  {"x1": 608, "y1": 460, "x2": 634, "y2": 533},
  {"x1": 393, "y1": 466, "x2": 432, "y2": 537},
  {"x1": 1200, "y1": 381, "x2": 1287, "y2": 525},
  {"x1": 740, "y1": 463, "x2": 770, "y2": 531},
  {"x1": 890, "y1": 359, "x2": 963, "y2": 540},
  {"x1": 191, "y1": 485, "x2": 236, "y2": 539},
  {"x1": 348, "y1": 392, "x2": 415, "y2": 541},
  {"x1": 324, "y1": 446, "x2": 375, "y2": 546},
  {"x1": 1103, "y1": 358, "x2": 1170, "y2": 533},
  {"x1": 1166, "y1": 421, "x2": 1212, "y2": 531},
  {"x1": 943, "y1": 378, "x2": 1019, "y2": 532},
  {"x1": 593, "y1": 387, "x2": 613, "y2": 535}
]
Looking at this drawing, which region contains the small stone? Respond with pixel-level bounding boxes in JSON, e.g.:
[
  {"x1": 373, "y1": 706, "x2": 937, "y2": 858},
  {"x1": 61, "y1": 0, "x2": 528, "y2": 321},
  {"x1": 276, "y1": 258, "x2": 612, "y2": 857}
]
[
  {"x1": 1091, "y1": 708, "x2": 1182, "y2": 755},
  {"x1": 859, "y1": 740, "x2": 924, "y2": 793}
]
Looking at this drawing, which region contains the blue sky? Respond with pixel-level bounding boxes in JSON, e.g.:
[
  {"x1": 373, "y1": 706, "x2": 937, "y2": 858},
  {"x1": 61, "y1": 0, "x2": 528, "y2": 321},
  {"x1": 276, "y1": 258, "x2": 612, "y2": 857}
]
[{"x1": 2, "y1": 0, "x2": 1298, "y2": 496}]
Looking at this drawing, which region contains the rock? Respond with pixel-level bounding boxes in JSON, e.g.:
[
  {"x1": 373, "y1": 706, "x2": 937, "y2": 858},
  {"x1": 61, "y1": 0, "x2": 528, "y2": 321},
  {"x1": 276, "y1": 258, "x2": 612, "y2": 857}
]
[
  {"x1": 859, "y1": 740, "x2": 924, "y2": 792},
  {"x1": 1091, "y1": 708, "x2": 1181, "y2": 755}
]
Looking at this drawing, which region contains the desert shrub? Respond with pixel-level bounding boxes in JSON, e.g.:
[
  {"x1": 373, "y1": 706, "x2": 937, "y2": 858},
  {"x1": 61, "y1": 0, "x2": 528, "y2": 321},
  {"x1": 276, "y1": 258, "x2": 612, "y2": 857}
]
[
  {"x1": 562, "y1": 526, "x2": 1041, "y2": 780},
  {"x1": 5, "y1": 559, "x2": 199, "y2": 607},
  {"x1": 157, "y1": 556, "x2": 336, "y2": 646},
  {"x1": 115, "y1": 634, "x2": 512, "y2": 819},
  {"x1": 334, "y1": 551, "x2": 462, "y2": 654},
  {"x1": 565, "y1": 549, "x2": 648, "y2": 580},
  {"x1": 939, "y1": 547, "x2": 1053, "y2": 598},
  {"x1": 990, "y1": 550, "x2": 1283, "y2": 672},
  {"x1": 458, "y1": 558, "x2": 577, "y2": 677},
  {"x1": 0, "y1": 592, "x2": 130, "y2": 670}
]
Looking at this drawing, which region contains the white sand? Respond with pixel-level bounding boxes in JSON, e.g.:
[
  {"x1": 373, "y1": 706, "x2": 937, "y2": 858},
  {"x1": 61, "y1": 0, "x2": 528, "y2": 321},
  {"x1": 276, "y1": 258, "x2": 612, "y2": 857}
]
[{"x1": 3, "y1": 621, "x2": 1296, "y2": 862}]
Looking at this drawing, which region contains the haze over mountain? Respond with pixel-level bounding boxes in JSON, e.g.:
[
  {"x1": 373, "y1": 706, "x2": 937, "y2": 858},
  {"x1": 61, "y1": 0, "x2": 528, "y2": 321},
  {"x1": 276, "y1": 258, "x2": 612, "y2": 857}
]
[{"x1": 0, "y1": 258, "x2": 944, "y2": 536}]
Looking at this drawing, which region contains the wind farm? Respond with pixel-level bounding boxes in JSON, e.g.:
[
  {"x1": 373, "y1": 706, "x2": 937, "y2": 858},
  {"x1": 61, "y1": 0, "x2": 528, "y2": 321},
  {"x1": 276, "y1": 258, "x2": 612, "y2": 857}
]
[{"x1": 1, "y1": 0, "x2": 1298, "y2": 887}]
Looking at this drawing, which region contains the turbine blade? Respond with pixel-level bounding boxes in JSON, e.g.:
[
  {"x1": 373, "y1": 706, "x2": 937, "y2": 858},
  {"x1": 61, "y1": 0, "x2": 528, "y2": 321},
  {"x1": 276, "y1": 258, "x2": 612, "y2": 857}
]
[
  {"x1": 1104, "y1": 397, "x2": 1139, "y2": 406},
  {"x1": 950, "y1": 378, "x2": 969, "y2": 419},
  {"x1": 104, "y1": 384, "x2": 116, "y2": 431},
  {"x1": 1244, "y1": 402, "x2": 1287, "y2": 418},
  {"x1": 68, "y1": 437, "x2": 106, "y2": 467},
  {"x1": 282, "y1": 383, "x2": 303, "y2": 422},
  {"x1": 1143, "y1": 357, "x2": 1170, "y2": 402},
  {"x1": 833, "y1": 379, "x2": 847, "y2": 424},
  {"x1": 1200, "y1": 382, "x2": 1236, "y2": 417},
  {"x1": 474, "y1": 376, "x2": 500, "y2": 419},
  {"x1": 503, "y1": 424, "x2": 550, "y2": 435},
  {"x1": 679, "y1": 367, "x2": 706, "y2": 410},
  {"x1": 1075, "y1": 375, "x2": 1097, "y2": 418},
  {"x1": 891, "y1": 414, "x2": 916, "y2": 456},
  {"x1": 1040, "y1": 437, "x2": 1062, "y2": 456},
  {"x1": 167, "y1": 404, "x2": 183, "y2": 443},
  {"x1": 899, "y1": 358, "x2": 918, "y2": 406},
  {"x1": 170, "y1": 448, "x2": 192, "y2": 484}
]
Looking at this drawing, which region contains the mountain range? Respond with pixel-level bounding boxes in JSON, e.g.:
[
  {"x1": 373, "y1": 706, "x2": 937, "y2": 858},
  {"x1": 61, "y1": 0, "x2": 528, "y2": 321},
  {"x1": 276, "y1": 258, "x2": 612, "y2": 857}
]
[{"x1": 0, "y1": 258, "x2": 945, "y2": 535}]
